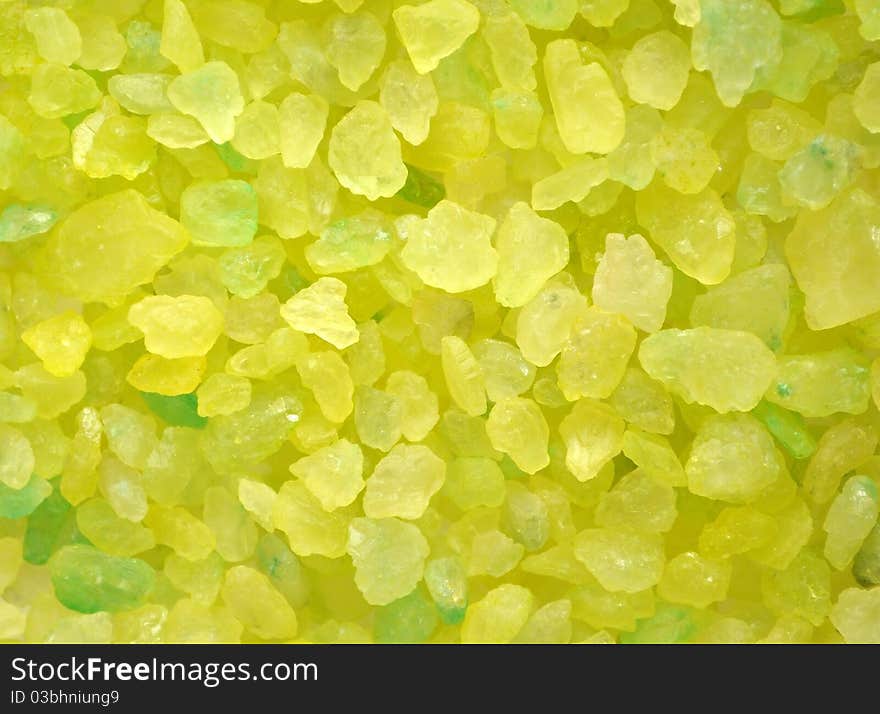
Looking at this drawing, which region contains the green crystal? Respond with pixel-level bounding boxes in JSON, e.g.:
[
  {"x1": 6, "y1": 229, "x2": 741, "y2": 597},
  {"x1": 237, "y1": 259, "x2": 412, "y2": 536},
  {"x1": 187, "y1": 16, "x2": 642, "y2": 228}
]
[
  {"x1": 396, "y1": 164, "x2": 445, "y2": 208},
  {"x1": 752, "y1": 400, "x2": 817, "y2": 459},
  {"x1": 306, "y1": 211, "x2": 392, "y2": 275},
  {"x1": 853, "y1": 524, "x2": 880, "y2": 587},
  {"x1": 691, "y1": 0, "x2": 782, "y2": 107},
  {"x1": 201, "y1": 389, "x2": 301, "y2": 473},
  {"x1": 124, "y1": 20, "x2": 171, "y2": 73},
  {"x1": 215, "y1": 142, "x2": 258, "y2": 174},
  {"x1": 0, "y1": 474, "x2": 52, "y2": 519},
  {"x1": 140, "y1": 391, "x2": 208, "y2": 429},
  {"x1": 780, "y1": 0, "x2": 845, "y2": 21},
  {"x1": 779, "y1": 135, "x2": 856, "y2": 210},
  {"x1": 256, "y1": 533, "x2": 310, "y2": 608},
  {"x1": 179, "y1": 179, "x2": 259, "y2": 248},
  {"x1": 0, "y1": 204, "x2": 58, "y2": 243},
  {"x1": 23, "y1": 482, "x2": 87, "y2": 565},
  {"x1": 374, "y1": 588, "x2": 439, "y2": 643},
  {"x1": 424, "y1": 556, "x2": 468, "y2": 625},
  {"x1": 49, "y1": 544, "x2": 156, "y2": 613},
  {"x1": 620, "y1": 603, "x2": 698, "y2": 644}
]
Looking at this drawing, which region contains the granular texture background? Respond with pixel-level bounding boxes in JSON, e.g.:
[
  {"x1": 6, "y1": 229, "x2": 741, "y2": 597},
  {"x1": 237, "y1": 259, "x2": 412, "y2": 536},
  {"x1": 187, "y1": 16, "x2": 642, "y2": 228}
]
[{"x1": 0, "y1": 0, "x2": 879, "y2": 644}]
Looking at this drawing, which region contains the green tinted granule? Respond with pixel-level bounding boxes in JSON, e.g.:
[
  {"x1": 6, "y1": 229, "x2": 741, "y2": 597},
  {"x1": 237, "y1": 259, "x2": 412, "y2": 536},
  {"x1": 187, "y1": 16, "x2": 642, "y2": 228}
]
[
  {"x1": 139, "y1": 391, "x2": 207, "y2": 429},
  {"x1": 0, "y1": 474, "x2": 51, "y2": 519},
  {"x1": 1, "y1": 0, "x2": 880, "y2": 646},
  {"x1": 0, "y1": 204, "x2": 57, "y2": 243},
  {"x1": 22, "y1": 484, "x2": 80, "y2": 565},
  {"x1": 374, "y1": 588, "x2": 439, "y2": 643},
  {"x1": 49, "y1": 545, "x2": 155, "y2": 613},
  {"x1": 397, "y1": 164, "x2": 446, "y2": 208}
]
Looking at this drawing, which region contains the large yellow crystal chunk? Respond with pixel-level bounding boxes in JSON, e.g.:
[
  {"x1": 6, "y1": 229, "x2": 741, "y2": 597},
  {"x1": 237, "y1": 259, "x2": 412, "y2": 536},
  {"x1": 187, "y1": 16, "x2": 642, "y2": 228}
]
[
  {"x1": 347, "y1": 517, "x2": 429, "y2": 605},
  {"x1": 145, "y1": 505, "x2": 215, "y2": 562},
  {"x1": 803, "y1": 419, "x2": 877, "y2": 505},
  {"x1": 699, "y1": 507, "x2": 778, "y2": 559},
  {"x1": 823, "y1": 476, "x2": 878, "y2": 570},
  {"x1": 196, "y1": 373, "x2": 251, "y2": 417},
  {"x1": 328, "y1": 101, "x2": 407, "y2": 201},
  {"x1": 595, "y1": 469, "x2": 677, "y2": 533},
  {"x1": 324, "y1": 11, "x2": 386, "y2": 92},
  {"x1": 280, "y1": 278, "x2": 358, "y2": 349},
  {"x1": 379, "y1": 59, "x2": 439, "y2": 146},
  {"x1": 385, "y1": 371, "x2": 439, "y2": 442},
  {"x1": 0, "y1": 424, "x2": 34, "y2": 490},
  {"x1": 21, "y1": 311, "x2": 91, "y2": 377},
  {"x1": 621, "y1": 430, "x2": 685, "y2": 487},
  {"x1": 24, "y1": 7, "x2": 81, "y2": 66},
  {"x1": 28, "y1": 64, "x2": 101, "y2": 119},
  {"x1": 127, "y1": 355, "x2": 206, "y2": 396},
  {"x1": 363, "y1": 444, "x2": 445, "y2": 520},
  {"x1": 622, "y1": 31, "x2": 690, "y2": 110},
  {"x1": 786, "y1": 189, "x2": 880, "y2": 329},
  {"x1": 609, "y1": 368, "x2": 675, "y2": 435},
  {"x1": 689, "y1": 264, "x2": 791, "y2": 350},
  {"x1": 440, "y1": 336, "x2": 487, "y2": 417},
  {"x1": 232, "y1": 100, "x2": 280, "y2": 161},
  {"x1": 221, "y1": 566, "x2": 297, "y2": 640},
  {"x1": 658, "y1": 552, "x2": 731, "y2": 608},
  {"x1": 290, "y1": 439, "x2": 364, "y2": 512},
  {"x1": 686, "y1": 414, "x2": 782, "y2": 503},
  {"x1": 486, "y1": 397, "x2": 550, "y2": 474},
  {"x1": 38, "y1": 190, "x2": 189, "y2": 305},
  {"x1": 559, "y1": 399, "x2": 625, "y2": 482},
  {"x1": 273, "y1": 481, "x2": 352, "y2": 558},
  {"x1": 296, "y1": 351, "x2": 354, "y2": 424},
  {"x1": 543, "y1": 39, "x2": 625, "y2": 155},
  {"x1": 492, "y1": 202, "x2": 569, "y2": 308},
  {"x1": 531, "y1": 156, "x2": 609, "y2": 211},
  {"x1": 592, "y1": 233, "x2": 672, "y2": 333},
  {"x1": 556, "y1": 307, "x2": 636, "y2": 401},
  {"x1": 75, "y1": 13, "x2": 125, "y2": 72},
  {"x1": 830, "y1": 587, "x2": 880, "y2": 643},
  {"x1": 516, "y1": 274, "x2": 587, "y2": 367},
  {"x1": 766, "y1": 348, "x2": 870, "y2": 418},
  {"x1": 638, "y1": 328, "x2": 776, "y2": 412},
  {"x1": 461, "y1": 584, "x2": 533, "y2": 643},
  {"x1": 573, "y1": 527, "x2": 665, "y2": 593},
  {"x1": 160, "y1": 0, "x2": 204, "y2": 73},
  {"x1": 635, "y1": 182, "x2": 736, "y2": 285},
  {"x1": 279, "y1": 92, "x2": 328, "y2": 169},
  {"x1": 854, "y1": 62, "x2": 880, "y2": 134},
  {"x1": 128, "y1": 295, "x2": 223, "y2": 359},
  {"x1": 392, "y1": 0, "x2": 480, "y2": 74},
  {"x1": 167, "y1": 61, "x2": 244, "y2": 144},
  {"x1": 483, "y1": 10, "x2": 537, "y2": 91},
  {"x1": 401, "y1": 201, "x2": 497, "y2": 293}
]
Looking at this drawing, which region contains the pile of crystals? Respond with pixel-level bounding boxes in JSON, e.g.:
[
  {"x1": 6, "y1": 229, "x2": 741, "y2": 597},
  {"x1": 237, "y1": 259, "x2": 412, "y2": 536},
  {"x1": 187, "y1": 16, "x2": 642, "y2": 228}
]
[{"x1": 1, "y1": 0, "x2": 880, "y2": 645}]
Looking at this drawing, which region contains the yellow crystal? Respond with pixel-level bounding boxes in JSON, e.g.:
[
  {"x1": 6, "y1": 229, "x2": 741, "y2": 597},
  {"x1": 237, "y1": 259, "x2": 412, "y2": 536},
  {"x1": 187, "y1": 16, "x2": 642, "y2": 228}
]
[
  {"x1": 38, "y1": 190, "x2": 189, "y2": 305},
  {"x1": 461, "y1": 584, "x2": 533, "y2": 643},
  {"x1": 167, "y1": 61, "x2": 244, "y2": 144},
  {"x1": 639, "y1": 328, "x2": 776, "y2": 413},
  {"x1": 21, "y1": 311, "x2": 91, "y2": 377},
  {"x1": 363, "y1": 444, "x2": 445, "y2": 520},
  {"x1": 128, "y1": 295, "x2": 223, "y2": 359},
  {"x1": 290, "y1": 439, "x2": 365, "y2": 512},
  {"x1": 392, "y1": 0, "x2": 480, "y2": 74},
  {"x1": 281, "y1": 278, "x2": 359, "y2": 349},
  {"x1": 328, "y1": 101, "x2": 407, "y2": 201},
  {"x1": 401, "y1": 201, "x2": 497, "y2": 294},
  {"x1": 544, "y1": 39, "x2": 625, "y2": 154},
  {"x1": 492, "y1": 202, "x2": 569, "y2": 308}
]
